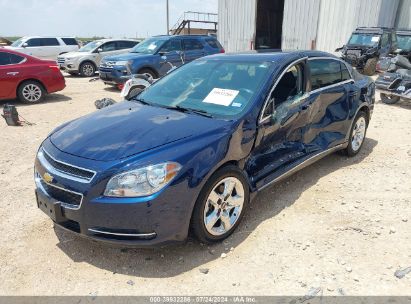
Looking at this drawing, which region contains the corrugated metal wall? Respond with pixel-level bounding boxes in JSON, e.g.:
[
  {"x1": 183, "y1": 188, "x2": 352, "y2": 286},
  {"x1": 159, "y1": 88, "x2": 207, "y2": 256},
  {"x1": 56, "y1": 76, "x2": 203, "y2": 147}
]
[
  {"x1": 281, "y1": 0, "x2": 321, "y2": 50},
  {"x1": 396, "y1": 0, "x2": 411, "y2": 28},
  {"x1": 218, "y1": 0, "x2": 257, "y2": 52},
  {"x1": 219, "y1": 0, "x2": 408, "y2": 53},
  {"x1": 315, "y1": 0, "x2": 400, "y2": 53}
]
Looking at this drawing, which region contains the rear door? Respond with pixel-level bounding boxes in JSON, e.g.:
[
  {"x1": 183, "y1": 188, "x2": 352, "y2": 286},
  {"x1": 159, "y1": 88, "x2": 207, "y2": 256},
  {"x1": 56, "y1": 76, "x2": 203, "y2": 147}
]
[
  {"x1": 183, "y1": 38, "x2": 205, "y2": 62},
  {"x1": 0, "y1": 52, "x2": 26, "y2": 98},
  {"x1": 40, "y1": 38, "x2": 61, "y2": 60},
  {"x1": 304, "y1": 58, "x2": 352, "y2": 152},
  {"x1": 249, "y1": 58, "x2": 314, "y2": 189}
]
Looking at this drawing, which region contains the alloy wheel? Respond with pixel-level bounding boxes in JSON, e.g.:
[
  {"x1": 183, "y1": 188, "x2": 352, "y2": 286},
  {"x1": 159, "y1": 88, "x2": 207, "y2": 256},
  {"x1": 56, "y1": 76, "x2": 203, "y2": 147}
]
[
  {"x1": 351, "y1": 117, "x2": 366, "y2": 152},
  {"x1": 22, "y1": 84, "x2": 42, "y2": 102},
  {"x1": 82, "y1": 64, "x2": 95, "y2": 76},
  {"x1": 203, "y1": 177, "x2": 245, "y2": 236}
]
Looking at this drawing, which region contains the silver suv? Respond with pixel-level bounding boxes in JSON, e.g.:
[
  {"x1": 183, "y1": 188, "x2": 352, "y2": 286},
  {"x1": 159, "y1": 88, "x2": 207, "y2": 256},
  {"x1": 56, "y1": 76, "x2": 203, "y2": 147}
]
[{"x1": 57, "y1": 39, "x2": 139, "y2": 77}]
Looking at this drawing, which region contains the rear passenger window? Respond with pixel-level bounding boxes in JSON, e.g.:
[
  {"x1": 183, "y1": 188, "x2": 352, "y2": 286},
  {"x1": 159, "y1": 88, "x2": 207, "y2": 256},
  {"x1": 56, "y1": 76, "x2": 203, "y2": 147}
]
[
  {"x1": 205, "y1": 38, "x2": 221, "y2": 49},
  {"x1": 9, "y1": 53, "x2": 25, "y2": 64},
  {"x1": 184, "y1": 39, "x2": 204, "y2": 50},
  {"x1": 26, "y1": 38, "x2": 42, "y2": 47},
  {"x1": 62, "y1": 38, "x2": 78, "y2": 45},
  {"x1": 309, "y1": 59, "x2": 342, "y2": 90},
  {"x1": 341, "y1": 62, "x2": 351, "y2": 81},
  {"x1": 41, "y1": 38, "x2": 60, "y2": 46}
]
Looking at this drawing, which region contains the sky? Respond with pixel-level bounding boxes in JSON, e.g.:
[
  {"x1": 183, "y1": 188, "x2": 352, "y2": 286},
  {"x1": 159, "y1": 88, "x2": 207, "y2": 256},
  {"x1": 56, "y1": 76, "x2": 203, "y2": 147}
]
[{"x1": 0, "y1": 0, "x2": 218, "y2": 38}]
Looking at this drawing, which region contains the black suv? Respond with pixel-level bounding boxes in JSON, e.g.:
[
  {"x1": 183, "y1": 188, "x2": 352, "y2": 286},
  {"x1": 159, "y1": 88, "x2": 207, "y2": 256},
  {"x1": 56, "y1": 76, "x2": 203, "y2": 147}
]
[{"x1": 337, "y1": 27, "x2": 397, "y2": 75}]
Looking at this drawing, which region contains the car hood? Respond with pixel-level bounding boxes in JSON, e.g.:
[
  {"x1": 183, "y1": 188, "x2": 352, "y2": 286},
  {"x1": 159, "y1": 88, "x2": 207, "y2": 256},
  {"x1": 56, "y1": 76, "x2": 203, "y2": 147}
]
[
  {"x1": 60, "y1": 51, "x2": 89, "y2": 58},
  {"x1": 50, "y1": 101, "x2": 230, "y2": 161},
  {"x1": 104, "y1": 52, "x2": 153, "y2": 62}
]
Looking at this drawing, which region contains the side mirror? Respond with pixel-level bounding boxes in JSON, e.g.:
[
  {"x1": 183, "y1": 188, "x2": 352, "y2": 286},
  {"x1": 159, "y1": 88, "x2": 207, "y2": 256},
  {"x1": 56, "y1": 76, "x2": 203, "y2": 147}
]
[
  {"x1": 97, "y1": 48, "x2": 103, "y2": 53},
  {"x1": 22, "y1": 43, "x2": 28, "y2": 48}
]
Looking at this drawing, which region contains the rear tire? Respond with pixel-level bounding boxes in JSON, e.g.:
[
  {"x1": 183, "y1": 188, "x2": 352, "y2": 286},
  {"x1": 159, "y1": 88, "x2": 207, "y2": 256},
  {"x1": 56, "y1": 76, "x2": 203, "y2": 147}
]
[
  {"x1": 79, "y1": 61, "x2": 96, "y2": 77},
  {"x1": 191, "y1": 165, "x2": 249, "y2": 244},
  {"x1": 343, "y1": 111, "x2": 368, "y2": 157},
  {"x1": 17, "y1": 80, "x2": 45, "y2": 104},
  {"x1": 363, "y1": 58, "x2": 377, "y2": 76},
  {"x1": 380, "y1": 93, "x2": 400, "y2": 104}
]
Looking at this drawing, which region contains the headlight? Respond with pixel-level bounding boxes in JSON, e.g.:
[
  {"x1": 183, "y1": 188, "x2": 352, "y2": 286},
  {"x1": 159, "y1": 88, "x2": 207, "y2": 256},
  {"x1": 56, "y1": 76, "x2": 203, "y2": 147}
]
[
  {"x1": 104, "y1": 162, "x2": 182, "y2": 197},
  {"x1": 113, "y1": 61, "x2": 129, "y2": 66}
]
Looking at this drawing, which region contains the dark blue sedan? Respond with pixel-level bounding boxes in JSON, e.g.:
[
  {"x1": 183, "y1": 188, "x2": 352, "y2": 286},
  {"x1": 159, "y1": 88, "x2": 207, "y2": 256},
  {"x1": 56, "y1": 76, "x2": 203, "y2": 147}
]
[{"x1": 34, "y1": 51, "x2": 375, "y2": 246}]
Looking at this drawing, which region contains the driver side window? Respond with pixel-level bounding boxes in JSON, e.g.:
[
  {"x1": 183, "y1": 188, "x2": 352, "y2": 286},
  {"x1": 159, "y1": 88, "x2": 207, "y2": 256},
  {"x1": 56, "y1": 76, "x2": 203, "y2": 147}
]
[
  {"x1": 263, "y1": 63, "x2": 304, "y2": 117},
  {"x1": 160, "y1": 40, "x2": 182, "y2": 53},
  {"x1": 101, "y1": 42, "x2": 116, "y2": 52}
]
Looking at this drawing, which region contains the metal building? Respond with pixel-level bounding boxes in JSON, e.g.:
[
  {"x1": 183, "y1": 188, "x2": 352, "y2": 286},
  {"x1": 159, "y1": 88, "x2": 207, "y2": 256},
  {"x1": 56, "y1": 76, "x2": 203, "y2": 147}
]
[{"x1": 218, "y1": 0, "x2": 411, "y2": 53}]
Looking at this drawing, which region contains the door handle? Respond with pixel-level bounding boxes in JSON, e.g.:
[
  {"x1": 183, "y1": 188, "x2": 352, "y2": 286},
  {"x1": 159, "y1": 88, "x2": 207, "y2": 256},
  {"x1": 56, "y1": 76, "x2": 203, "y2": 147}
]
[
  {"x1": 301, "y1": 104, "x2": 311, "y2": 111},
  {"x1": 6, "y1": 72, "x2": 19, "y2": 76}
]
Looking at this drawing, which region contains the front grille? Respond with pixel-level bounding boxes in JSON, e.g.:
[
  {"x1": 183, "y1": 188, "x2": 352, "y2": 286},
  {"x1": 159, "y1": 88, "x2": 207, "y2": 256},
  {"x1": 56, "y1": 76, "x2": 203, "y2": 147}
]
[
  {"x1": 40, "y1": 179, "x2": 82, "y2": 207},
  {"x1": 99, "y1": 66, "x2": 113, "y2": 72},
  {"x1": 42, "y1": 149, "x2": 95, "y2": 181},
  {"x1": 57, "y1": 57, "x2": 65, "y2": 64}
]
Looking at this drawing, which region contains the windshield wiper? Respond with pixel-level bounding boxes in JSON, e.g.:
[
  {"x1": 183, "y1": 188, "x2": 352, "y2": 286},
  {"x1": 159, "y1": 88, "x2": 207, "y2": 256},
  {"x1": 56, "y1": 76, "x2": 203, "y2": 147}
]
[{"x1": 154, "y1": 104, "x2": 213, "y2": 118}]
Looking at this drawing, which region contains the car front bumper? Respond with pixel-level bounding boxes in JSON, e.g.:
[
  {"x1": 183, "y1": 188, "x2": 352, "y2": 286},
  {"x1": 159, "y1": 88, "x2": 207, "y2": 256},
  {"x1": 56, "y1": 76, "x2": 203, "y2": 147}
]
[{"x1": 34, "y1": 140, "x2": 195, "y2": 247}]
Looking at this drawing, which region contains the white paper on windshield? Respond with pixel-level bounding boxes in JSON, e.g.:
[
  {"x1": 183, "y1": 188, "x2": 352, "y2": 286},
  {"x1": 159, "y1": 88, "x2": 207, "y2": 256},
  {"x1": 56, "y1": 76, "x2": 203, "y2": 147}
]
[
  {"x1": 371, "y1": 36, "x2": 380, "y2": 42},
  {"x1": 148, "y1": 44, "x2": 156, "y2": 50},
  {"x1": 203, "y1": 88, "x2": 239, "y2": 106}
]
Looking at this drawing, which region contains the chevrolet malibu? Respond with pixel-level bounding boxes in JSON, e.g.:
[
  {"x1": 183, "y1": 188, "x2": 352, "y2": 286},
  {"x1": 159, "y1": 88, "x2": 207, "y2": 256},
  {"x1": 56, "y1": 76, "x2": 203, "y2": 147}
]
[{"x1": 34, "y1": 51, "x2": 375, "y2": 246}]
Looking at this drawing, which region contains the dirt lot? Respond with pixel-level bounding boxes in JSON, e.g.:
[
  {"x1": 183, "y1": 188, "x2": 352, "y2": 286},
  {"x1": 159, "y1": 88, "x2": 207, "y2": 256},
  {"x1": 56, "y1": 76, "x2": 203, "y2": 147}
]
[{"x1": 0, "y1": 75, "x2": 410, "y2": 296}]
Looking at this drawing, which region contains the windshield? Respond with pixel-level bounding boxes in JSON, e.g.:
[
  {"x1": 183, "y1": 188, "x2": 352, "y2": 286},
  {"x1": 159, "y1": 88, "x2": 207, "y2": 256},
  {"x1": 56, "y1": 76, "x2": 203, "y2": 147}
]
[
  {"x1": 348, "y1": 33, "x2": 381, "y2": 47},
  {"x1": 11, "y1": 38, "x2": 24, "y2": 47},
  {"x1": 130, "y1": 37, "x2": 167, "y2": 54},
  {"x1": 79, "y1": 41, "x2": 103, "y2": 52},
  {"x1": 137, "y1": 59, "x2": 273, "y2": 118},
  {"x1": 397, "y1": 35, "x2": 411, "y2": 51}
]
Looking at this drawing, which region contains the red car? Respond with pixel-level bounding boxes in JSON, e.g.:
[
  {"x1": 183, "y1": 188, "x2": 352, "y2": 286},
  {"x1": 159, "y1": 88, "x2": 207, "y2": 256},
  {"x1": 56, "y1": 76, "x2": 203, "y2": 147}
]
[{"x1": 0, "y1": 49, "x2": 65, "y2": 103}]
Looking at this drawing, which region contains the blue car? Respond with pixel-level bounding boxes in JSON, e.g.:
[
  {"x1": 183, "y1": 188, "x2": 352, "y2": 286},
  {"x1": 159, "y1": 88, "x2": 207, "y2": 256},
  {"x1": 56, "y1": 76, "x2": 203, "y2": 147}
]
[
  {"x1": 34, "y1": 51, "x2": 375, "y2": 246},
  {"x1": 99, "y1": 35, "x2": 224, "y2": 86}
]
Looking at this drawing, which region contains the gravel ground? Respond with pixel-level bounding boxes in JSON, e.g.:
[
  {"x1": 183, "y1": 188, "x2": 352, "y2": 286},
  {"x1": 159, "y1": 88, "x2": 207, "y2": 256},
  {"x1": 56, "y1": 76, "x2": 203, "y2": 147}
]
[{"x1": 0, "y1": 74, "x2": 410, "y2": 296}]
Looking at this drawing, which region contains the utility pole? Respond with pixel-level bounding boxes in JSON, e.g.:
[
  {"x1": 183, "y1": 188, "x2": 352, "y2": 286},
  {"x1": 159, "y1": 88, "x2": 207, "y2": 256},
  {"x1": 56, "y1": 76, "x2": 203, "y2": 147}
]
[{"x1": 166, "y1": 0, "x2": 170, "y2": 35}]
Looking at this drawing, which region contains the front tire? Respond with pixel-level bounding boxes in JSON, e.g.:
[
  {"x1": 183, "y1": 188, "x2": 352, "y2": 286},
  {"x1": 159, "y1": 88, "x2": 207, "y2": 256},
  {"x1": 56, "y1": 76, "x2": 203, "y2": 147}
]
[
  {"x1": 191, "y1": 165, "x2": 249, "y2": 244},
  {"x1": 343, "y1": 111, "x2": 368, "y2": 157},
  {"x1": 79, "y1": 61, "x2": 96, "y2": 77},
  {"x1": 363, "y1": 58, "x2": 377, "y2": 76},
  {"x1": 17, "y1": 80, "x2": 45, "y2": 103},
  {"x1": 381, "y1": 93, "x2": 400, "y2": 104}
]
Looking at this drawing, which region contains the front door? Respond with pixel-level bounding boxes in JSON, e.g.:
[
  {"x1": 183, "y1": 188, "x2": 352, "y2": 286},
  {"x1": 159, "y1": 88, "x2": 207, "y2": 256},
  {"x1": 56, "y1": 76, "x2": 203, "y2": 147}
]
[
  {"x1": 157, "y1": 39, "x2": 184, "y2": 75},
  {"x1": 248, "y1": 59, "x2": 313, "y2": 189}
]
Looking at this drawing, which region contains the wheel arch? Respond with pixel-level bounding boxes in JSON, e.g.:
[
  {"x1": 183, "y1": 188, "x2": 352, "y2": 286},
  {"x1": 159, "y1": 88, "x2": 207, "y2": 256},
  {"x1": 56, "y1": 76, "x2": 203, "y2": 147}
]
[
  {"x1": 80, "y1": 60, "x2": 97, "y2": 70},
  {"x1": 16, "y1": 78, "x2": 47, "y2": 96},
  {"x1": 137, "y1": 66, "x2": 159, "y2": 78}
]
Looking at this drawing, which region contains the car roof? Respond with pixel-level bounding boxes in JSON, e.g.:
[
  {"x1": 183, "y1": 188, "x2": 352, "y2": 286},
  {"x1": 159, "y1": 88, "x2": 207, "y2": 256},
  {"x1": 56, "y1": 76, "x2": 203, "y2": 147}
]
[
  {"x1": 92, "y1": 38, "x2": 139, "y2": 43},
  {"x1": 19, "y1": 36, "x2": 77, "y2": 39},
  {"x1": 199, "y1": 50, "x2": 336, "y2": 63},
  {"x1": 152, "y1": 35, "x2": 215, "y2": 39},
  {"x1": 354, "y1": 27, "x2": 393, "y2": 34}
]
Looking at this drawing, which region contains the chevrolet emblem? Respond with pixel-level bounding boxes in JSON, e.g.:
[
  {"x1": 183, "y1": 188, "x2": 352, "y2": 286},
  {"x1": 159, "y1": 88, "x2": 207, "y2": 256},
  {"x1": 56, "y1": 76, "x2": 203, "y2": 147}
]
[{"x1": 43, "y1": 172, "x2": 54, "y2": 183}]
